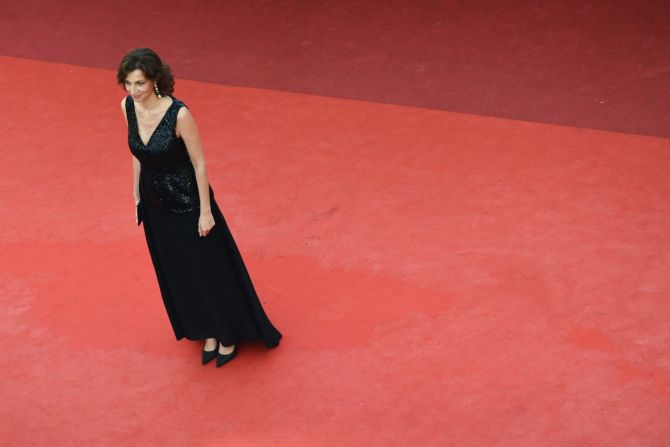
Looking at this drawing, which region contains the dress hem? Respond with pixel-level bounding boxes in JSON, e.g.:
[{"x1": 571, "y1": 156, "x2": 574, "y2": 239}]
[{"x1": 175, "y1": 332, "x2": 282, "y2": 349}]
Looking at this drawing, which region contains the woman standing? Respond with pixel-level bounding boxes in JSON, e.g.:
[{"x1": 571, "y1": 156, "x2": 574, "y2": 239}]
[{"x1": 117, "y1": 48, "x2": 282, "y2": 367}]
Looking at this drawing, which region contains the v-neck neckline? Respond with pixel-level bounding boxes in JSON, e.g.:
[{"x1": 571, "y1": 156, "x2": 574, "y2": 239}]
[{"x1": 133, "y1": 96, "x2": 175, "y2": 147}]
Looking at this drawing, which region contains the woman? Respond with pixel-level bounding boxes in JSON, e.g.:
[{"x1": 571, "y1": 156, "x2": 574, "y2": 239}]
[{"x1": 117, "y1": 48, "x2": 282, "y2": 367}]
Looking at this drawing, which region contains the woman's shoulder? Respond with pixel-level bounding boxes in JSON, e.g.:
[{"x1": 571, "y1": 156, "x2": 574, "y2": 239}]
[
  {"x1": 120, "y1": 94, "x2": 133, "y2": 111},
  {"x1": 171, "y1": 96, "x2": 191, "y2": 122},
  {"x1": 169, "y1": 95, "x2": 187, "y2": 108},
  {"x1": 120, "y1": 95, "x2": 132, "y2": 123}
]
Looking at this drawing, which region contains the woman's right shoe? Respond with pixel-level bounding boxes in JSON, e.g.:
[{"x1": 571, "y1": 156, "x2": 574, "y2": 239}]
[
  {"x1": 216, "y1": 344, "x2": 237, "y2": 368},
  {"x1": 202, "y1": 340, "x2": 218, "y2": 365}
]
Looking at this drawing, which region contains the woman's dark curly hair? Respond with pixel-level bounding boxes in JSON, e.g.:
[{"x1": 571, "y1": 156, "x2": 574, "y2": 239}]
[{"x1": 117, "y1": 48, "x2": 175, "y2": 96}]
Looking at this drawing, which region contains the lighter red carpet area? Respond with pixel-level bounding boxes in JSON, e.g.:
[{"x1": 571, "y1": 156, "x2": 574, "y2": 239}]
[{"x1": 2, "y1": 56, "x2": 670, "y2": 446}]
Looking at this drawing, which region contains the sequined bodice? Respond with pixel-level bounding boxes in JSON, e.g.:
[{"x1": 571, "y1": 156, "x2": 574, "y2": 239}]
[{"x1": 126, "y1": 95, "x2": 213, "y2": 213}]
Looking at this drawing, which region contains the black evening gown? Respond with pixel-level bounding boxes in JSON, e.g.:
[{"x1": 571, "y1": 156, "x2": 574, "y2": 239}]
[{"x1": 125, "y1": 94, "x2": 282, "y2": 348}]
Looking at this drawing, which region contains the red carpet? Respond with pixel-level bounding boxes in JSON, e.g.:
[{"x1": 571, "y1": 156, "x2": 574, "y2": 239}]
[
  {"x1": 2, "y1": 54, "x2": 669, "y2": 445},
  {"x1": 1, "y1": 0, "x2": 669, "y2": 137}
]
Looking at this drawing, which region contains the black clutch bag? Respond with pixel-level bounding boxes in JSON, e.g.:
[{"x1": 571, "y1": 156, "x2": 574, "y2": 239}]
[{"x1": 136, "y1": 201, "x2": 144, "y2": 226}]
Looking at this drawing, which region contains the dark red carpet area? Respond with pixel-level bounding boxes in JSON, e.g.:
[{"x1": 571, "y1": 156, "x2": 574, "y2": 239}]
[
  {"x1": 1, "y1": 0, "x2": 668, "y2": 137},
  {"x1": 2, "y1": 1, "x2": 670, "y2": 446}
]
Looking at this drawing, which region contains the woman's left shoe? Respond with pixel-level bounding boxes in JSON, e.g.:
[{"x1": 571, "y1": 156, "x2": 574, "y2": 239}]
[
  {"x1": 202, "y1": 340, "x2": 218, "y2": 365},
  {"x1": 216, "y1": 344, "x2": 237, "y2": 368}
]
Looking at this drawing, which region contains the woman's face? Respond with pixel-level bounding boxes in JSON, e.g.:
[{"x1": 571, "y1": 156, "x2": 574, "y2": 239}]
[{"x1": 124, "y1": 69, "x2": 155, "y2": 102}]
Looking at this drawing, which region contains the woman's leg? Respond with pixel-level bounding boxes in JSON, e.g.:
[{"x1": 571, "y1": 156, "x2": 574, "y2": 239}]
[
  {"x1": 218, "y1": 342, "x2": 235, "y2": 354},
  {"x1": 204, "y1": 338, "x2": 217, "y2": 351}
]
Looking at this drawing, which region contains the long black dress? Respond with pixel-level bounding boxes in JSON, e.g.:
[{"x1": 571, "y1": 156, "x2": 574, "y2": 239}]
[{"x1": 126, "y1": 94, "x2": 282, "y2": 348}]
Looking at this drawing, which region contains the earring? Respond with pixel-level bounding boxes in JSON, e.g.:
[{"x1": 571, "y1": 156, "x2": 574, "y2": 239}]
[{"x1": 154, "y1": 83, "x2": 161, "y2": 98}]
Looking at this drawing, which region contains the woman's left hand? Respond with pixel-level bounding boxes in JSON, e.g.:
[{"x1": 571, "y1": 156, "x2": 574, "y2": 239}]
[{"x1": 198, "y1": 210, "x2": 216, "y2": 237}]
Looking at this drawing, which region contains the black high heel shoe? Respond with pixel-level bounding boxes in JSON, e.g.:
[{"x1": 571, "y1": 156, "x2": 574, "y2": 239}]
[
  {"x1": 216, "y1": 344, "x2": 237, "y2": 368},
  {"x1": 202, "y1": 340, "x2": 218, "y2": 365}
]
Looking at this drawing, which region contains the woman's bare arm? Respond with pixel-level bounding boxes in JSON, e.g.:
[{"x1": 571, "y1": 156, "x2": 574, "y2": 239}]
[
  {"x1": 176, "y1": 107, "x2": 212, "y2": 214},
  {"x1": 177, "y1": 106, "x2": 215, "y2": 237},
  {"x1": 120, "y1": 98, "x2": 141, "y2": 205},
  {"x1": 132, "y1": 156, "x2": 141, "y2": 205}
]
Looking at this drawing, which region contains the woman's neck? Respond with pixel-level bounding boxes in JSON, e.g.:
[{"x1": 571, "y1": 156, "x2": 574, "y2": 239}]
[{"x1": 136, "y1": 94, "x2": 166, "y2": 112}]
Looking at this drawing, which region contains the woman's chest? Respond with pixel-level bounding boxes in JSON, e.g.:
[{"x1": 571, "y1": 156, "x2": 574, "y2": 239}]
[
  {"x1": 129, "y1": 127, "x2": 188, "y2": 167},
  {"x1": 136, "y1": 113, "x2": 167, "y2": 144}
]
